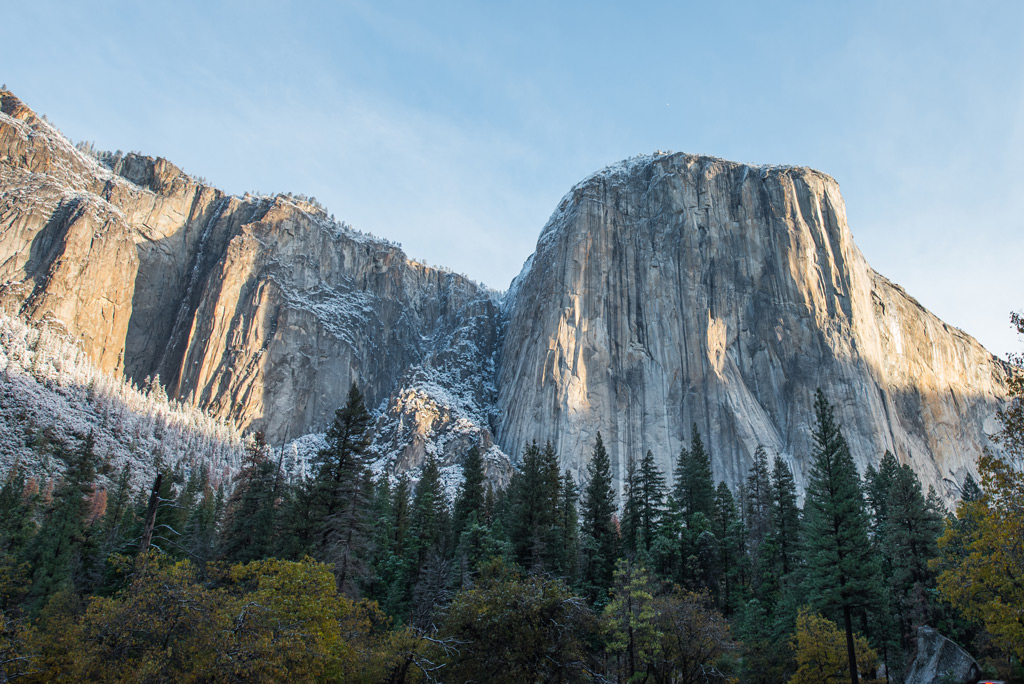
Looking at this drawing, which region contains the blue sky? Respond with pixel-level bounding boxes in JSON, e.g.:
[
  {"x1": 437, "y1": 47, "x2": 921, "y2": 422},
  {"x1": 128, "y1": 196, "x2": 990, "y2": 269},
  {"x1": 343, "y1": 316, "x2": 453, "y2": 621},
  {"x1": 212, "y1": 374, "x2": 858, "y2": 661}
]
[{"x1": 3, "y1": 1, "x2": 1022, "y2": 356}]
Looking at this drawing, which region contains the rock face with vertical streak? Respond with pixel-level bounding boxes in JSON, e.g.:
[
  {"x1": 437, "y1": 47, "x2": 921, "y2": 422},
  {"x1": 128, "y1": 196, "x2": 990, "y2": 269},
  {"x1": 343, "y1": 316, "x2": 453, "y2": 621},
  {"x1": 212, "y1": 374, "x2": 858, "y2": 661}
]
[
  {"x1": 496, "y1": 153, "x2": 1007, "y2": 495},
  {"x1": 0, "y1": 89, "x2": 1009, "y2": 495},
  {"x1": 0, "y1": 88, "x2": 504, "y2": 475}
]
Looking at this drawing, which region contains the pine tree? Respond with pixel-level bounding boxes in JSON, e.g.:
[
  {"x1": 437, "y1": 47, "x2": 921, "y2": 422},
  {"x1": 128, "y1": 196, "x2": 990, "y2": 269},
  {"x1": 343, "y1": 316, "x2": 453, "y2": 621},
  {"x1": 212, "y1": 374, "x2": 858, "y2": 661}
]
[
  {"x1": 711, "y1": 481, "x2": 744, "y2": 612},
  {"x1": 0, "y1": 464, "x2": 37, "y2": 558},
  {"x1": 636, "y1": 450, "x2": 667, "y2": 555},
  {"x1": 180, "y1": 470, "x2": 218, "y2": 565},
  {"x1": 675, "y1": 426, "x2": 715, "y2": 523},
  {"x1": 580, "y1": 432, "x2": 618, "y2": 602},
  {"x1": 27, "y1": 432, "x2": 99, "y2": 608},
  {"x1": 873, "y1": 457, "x2": 944, "y2": 658},
  {"x1": 620, "y1": 454, "x2": 642, "y2": 557},
  {"x1": 672, "y1": 427, "x2": 716, "y2": 591},
  {"x1": 81, "y1": 462, "x2": 138, "y2": 595},
  {"x1": 404, "y1": 455, "x2": 452, "y2": 625},
  {"x1": 452, "y1": 445, "x2": 485, "y2": 541},
  {"x1": 408, "y1": 455, "x2": 450, "y2": 568},
  {"x1": 375, "y1": 473, "x2": 413, "y2": 613},
  {"x1": 309, "y1": 383, "x2": 374, "y2": 595},
  {"x1": 770, "y1": 455, "x2": 800, "y2": 577},
  {"x1": 623, "y1": 451, "x2": 668, "y2": 559},
  {"x1": 864, "y1": 451, "x2": 901, "y2": 536},
  {"x1": 557, "y1": 470, "x2": 580, "y2": 581},
  {"x1": 801, "y1": 390, "x2": 879, "y2": 684},
  {"x1": 0, "y1": 464, "x2": 38, "y2": 609},
  {"x1": 745, "y1": 445, "x2": 772, "y2": 594},
  {"x1": 507, "y1": 441, "x2": 562, "y2": 572},
  {"x1": 959, "y1": 472, "x2": 982, "y2": 502},
  {"x1": 218, "y1": 433, "x2": 278, "y2": 562},
  {"x1": 391, "y1": 474, "x2": 412, "y2": 556}
]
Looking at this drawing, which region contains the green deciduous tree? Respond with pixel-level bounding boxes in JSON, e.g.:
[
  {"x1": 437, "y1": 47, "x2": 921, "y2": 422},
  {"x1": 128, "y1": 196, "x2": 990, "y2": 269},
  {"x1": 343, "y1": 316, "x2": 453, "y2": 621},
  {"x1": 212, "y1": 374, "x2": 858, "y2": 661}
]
[
  {"x1": 603, "y1": 559, "x2": 659, "y2": 682},
  {"x1": 438, "y1": 564, "x2": 593, "y2": 684},
  {"x1": 27, "y1": 554, "x2": 402, "y2": 683}
]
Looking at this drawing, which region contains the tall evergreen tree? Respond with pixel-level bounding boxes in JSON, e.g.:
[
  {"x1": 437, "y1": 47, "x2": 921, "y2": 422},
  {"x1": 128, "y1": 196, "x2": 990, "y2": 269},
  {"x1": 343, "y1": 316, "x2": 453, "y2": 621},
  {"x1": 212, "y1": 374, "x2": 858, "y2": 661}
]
[
  {"x1": 452, "y1": 445, "x2": 485, "y2": 540},
  {"x1": 391, "y1": 474, "x2": 412, "y2": 557},
  {"x1": 675, "y1": 426, "x2": 715, "y2": 523},
  {"x1": 81, "y1": 463, "x2": 138, "y2": 595},
  {"x1": 636, "y1": 450, "x2": 667, "y2": 555},
  {"x1": 27, "y1": 432, "x2": 99, "y2": 608},
  {"x1": 801, "y1": 390, "x2": 879, "y2": 684},
  {"x1": 507, "y1": 441, "x2": 562, "y2": 572},
  {"x1": 873, "y1": 457, "x2": 944, "y2": 655},
  {"x1": 620, "y1": 454, "x2": 642, "y2": 558},
  {"x1": 711, "y1": 481, "x2": 744, "y2": 612},
  {"x1": 745, "y1": 445, "x2": 772, "y2": 590},
  {"x1": 404, "y1": 455, "x2": 452, "y2": 626},
  {"x1": 375, "y1": 473, "x2": 413, "y2": 614},
  {"x1": 770, "y1": 455, "x2": 800, "y2": 577},
  {"x1": 623, "y1": 451, "x2": 668, "y2": 560},
  {"x1": 864, "y1": 451, "x2": 901, "y2": 536},
  {"x1": 309, "y1": 383, "x2": 374, "y2": 595},
  {"x1": 408, "y1": 455, "x2": 450, "y2": 569},
  {"x1": 219, "y1": 432, "x2": 278, "y2": 562},
  {"x1": 959, "y1": 472, "x2": 983, "y2": 503},
  {"x1": 580, "y1": 432, "x2": 618, "y2": 602},
  {"x1": 557, "y1": 470, "x2": 580, "y2": 581},
  {"x1": 0, "y1": 464, "x2": 39, "y2": 610},
  {"x1": 180, "y1": 469, "x2": 218, "y2": 565},
  {"x1": 0, "y1": 464, "x2": 37, "y2": 559}
]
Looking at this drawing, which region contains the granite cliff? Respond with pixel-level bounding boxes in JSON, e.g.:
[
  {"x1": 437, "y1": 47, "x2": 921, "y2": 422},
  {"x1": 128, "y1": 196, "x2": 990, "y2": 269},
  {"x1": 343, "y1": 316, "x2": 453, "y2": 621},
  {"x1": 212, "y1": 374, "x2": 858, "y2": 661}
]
[
  {"x1": 0, "y1": 89, "x2": 506, "y2": 480},
  {"x1": 498, "y1": 154, "x2": 1007, "y2": 495},
  {"x1": 0, "y1": 89, "x2": 1008, "y2": 496}
]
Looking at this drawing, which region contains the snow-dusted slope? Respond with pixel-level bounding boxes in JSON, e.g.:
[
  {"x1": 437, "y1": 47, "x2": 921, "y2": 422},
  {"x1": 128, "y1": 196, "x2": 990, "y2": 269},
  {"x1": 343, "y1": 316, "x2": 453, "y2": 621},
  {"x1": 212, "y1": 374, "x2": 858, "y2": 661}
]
[
  {"x1": 0, "y1": 88, "x2": 512, "y2": 483},
  {"x1": 0, "y1": 314, "x2": 243, "y2": 487}
]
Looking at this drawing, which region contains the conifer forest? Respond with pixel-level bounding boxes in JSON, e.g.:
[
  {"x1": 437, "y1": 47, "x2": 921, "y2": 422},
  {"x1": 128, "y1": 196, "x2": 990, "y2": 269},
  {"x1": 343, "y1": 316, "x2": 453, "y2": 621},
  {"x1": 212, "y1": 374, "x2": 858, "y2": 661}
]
[{"x1": 0, "y1": 314, "x2": 1020, "y2": 683}]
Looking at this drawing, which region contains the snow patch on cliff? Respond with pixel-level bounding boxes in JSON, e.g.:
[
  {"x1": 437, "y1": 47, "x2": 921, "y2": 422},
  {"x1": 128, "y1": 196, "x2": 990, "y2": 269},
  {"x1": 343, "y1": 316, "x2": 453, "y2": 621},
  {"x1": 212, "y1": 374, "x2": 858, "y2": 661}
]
[{"x1": 0, "y1": 314, "x2": 244, "y2": 489}]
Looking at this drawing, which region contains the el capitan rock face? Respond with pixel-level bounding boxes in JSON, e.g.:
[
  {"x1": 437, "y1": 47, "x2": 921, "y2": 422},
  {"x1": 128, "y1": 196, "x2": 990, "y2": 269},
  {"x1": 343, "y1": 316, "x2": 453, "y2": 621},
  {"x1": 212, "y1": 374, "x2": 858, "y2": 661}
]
[
  {"x1": 0, "y1": 89, "x2": 1008, "y2": 495},
  {"x1": 497, "y1": 154, "x2": 1007, "y2": 494}
]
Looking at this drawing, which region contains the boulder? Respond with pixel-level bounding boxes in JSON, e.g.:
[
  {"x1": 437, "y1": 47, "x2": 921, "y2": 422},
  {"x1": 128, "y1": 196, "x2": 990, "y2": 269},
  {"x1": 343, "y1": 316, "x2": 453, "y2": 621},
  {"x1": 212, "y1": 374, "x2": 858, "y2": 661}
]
[{"x1": 905, "y1": 625, "x2": 981, "y2": 684}]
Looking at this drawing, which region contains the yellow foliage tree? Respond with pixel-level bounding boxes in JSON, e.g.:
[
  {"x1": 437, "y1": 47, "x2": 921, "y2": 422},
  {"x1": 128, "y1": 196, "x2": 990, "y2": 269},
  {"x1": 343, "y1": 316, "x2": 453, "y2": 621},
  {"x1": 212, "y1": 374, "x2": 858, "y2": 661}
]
[
  {"x1": 1, "y1": 610, "x2": 33, "y2": 682},
  {"x1": 789, "y1": 609, "x2": 877, "y2": 684},
  {"x1": 25, "y1": 554, "x2": 405, "y2": 683},
  {"x1": 935, "y1": 312, "x2": 1024, "y2": 661},
  {"x1": 216, "y1": 558, "x2": 402, "y2": 682}
]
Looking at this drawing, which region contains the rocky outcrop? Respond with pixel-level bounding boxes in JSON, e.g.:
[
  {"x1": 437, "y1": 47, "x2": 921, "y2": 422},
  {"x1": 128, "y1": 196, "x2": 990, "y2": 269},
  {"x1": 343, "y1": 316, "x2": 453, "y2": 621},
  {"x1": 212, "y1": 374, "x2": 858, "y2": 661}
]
[
  {"x1": 0, "y1": 88, "x2": 506, "y2": 477},
  {"x1": 905, "y1": 626, "x2": 981, "y2": 684},
  {"x1": 0, "y1": 89, "x2": 1009, "y2": 494},
  {"x1": 497, "y1": 154, "x2": 1007, "y2": 496}
]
